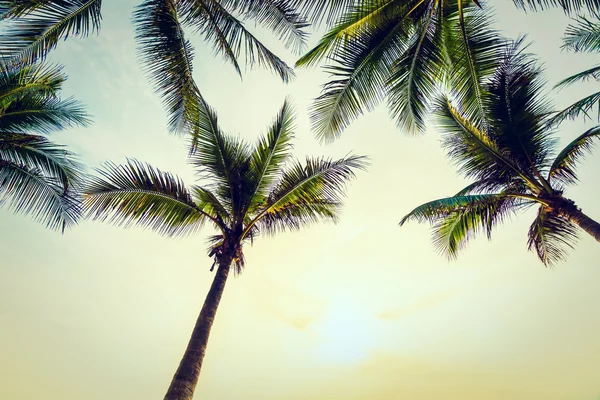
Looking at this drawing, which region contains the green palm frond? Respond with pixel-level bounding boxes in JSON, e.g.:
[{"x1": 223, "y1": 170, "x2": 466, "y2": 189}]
[
  {"x1": 400, "y1": 193, "x2": 526, "y2": 257},
  {"x1": 256, "y1": 198, "x2": 340, "y2": 235},
  {"x1": 242, "y1": 154, "x2": 367, "y2": 239},
  {"x1": 84, "y1": 159, "x2": 214, "y2": 237},
  {"x1": 0, "y1": 159, "x2": 81, "y2": 231},
  {"x1": 0, "y1": 132, "x2": 83, "y2": 187},
  {"x1": 511, "y1": 0, "x2": 600, "y2": 13},
  {"x1": 386, "y1": 3, "x2": 443, "y2": 134},
  {"x1": 550, "y1": 91, "x2": 600, "y2": 124},
  {"x1": 176, "y1": 0, "x2": 294, "y2": 82},
  {"x1": 0, "y1": 61, "x2": 66, "y2": 108},
  {"x1": 555, "y1": 64, "x2": 600, "y2": 89},
  {"x1": 548, "y1": 125, "x2": 600, "y2": 185},
  {"x1": 188, "y1": 106, "x2": 252, "y2": 215},
  {"x1": 290, "y1": 0, "x2": 357, "y2": 26},
  {"x1": 527, "y1": 207, "x2": 578, "y2": 266},
  {"x1": 437, "y1": 96, "x2": 540, "y2": 190},
  {"x1": 217, "y1": 0, "x2": 309, "y2": 53},
  {"x1": 191, "y1": 185, "x2": 230, "y2": 223},
  {"x1": 310, "y1": 5, "x2": 410, "y2": 141},
  {"x1": 244, "y1": 99, "x2": 295, "y2": 213},
  {"x1": 484, "y1": 41, "x2": 556, "y2": 176},
  {"x1": 0, "y1": 95, "x2": 90, "y2": 134},
  {"x1": 443, "y1": 5, "x2": 503, "y2": 127},
  {"x1": 0, "y1": 0, "x2": 102, "y2": 63},
  {"x1": 561, "y1": 11, "x2": 600, "y2": 52},
  {"x1": 133, "y1": 0, "x2": 203, "y2": 137}
]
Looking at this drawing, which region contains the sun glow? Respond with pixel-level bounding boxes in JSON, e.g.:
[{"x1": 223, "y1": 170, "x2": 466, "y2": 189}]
[{"x1": 313, "y1": 301, "x2": 375, "y2": 364}]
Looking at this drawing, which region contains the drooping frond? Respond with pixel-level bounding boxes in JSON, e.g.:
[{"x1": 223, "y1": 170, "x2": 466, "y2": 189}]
[
  {"x1": 0, "y1": 61, "x2": 66, "y2": 108},
  {"x1": 176, "y1": 0, "x2": 295, "y2": 82},
  {"x1": 555, "y1": 64, "x2": 600, "y2": 89},
  {"x1": 244, "y1": 99, "x2": 295, "y2": 213},
  {"x1": 561, "y1": 11, "x2": 600, "y2": 52},
  {"x1": 550, "y1": 91, "x2": 600, "y2": 124},
  {"x1": 443, "y1": 4, "x2": 503, "y2": 127},
  {"x1": 290, "y1": 0, "x2": 357, "y2": 26},
  {"x1": 0, "y1": 95, "x2": 90, "y2": 134},
  {"x1": 400, "y1": 193, "x2": 526, "y2": 258},
  {"x1": 133, "y1": 0, "x2": 203, "y2": 137},
  {"x1": 548, "y1": 125, "x2": 600, "y2": 186},
  {"x1": 217, "y1": 0, "x2": 309, "y2": 54},
  {"x1": 84, "y1": 159, "x2": 215, "y2": 236},
  {"x1": 511, "y1": 0, "x2": 600, "y2": 14},
  {"x1": 310, "y1": 2, "x2": 410, "y2": 141},
  {"x1": 243, "y1": 154, "x2": 367, "y2": 239},
  {"x1": 0, "y1": 0, "x2": 102, "y2": 63},
  {"x1": 386, "y1": 2, "x2": 444, "y2": 134},
  {"x1": 0, "y1": 159, "x2": 81, "y2": 231},
  {"x1": 0, "y1": 132, "x2": 83, "y2": 188},
  {"x1": 527, "y1": 207, "x2": 578, "y2": 266}
]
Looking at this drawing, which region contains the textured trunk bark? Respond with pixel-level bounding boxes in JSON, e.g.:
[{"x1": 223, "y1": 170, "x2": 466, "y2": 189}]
[
  {"x1": 163, "y1": 255, "x2": 232, "y2": 400},
  {"x1": 555, "y1": 198, "x2": 600, "y2": 242}
]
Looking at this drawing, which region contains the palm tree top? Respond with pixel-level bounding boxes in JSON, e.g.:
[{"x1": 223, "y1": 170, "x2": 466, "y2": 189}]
[
  {"x1": 400, "y1": 40, "x2": 600, "y2": 266},
  {"x1": 84, "y1": 99, "x2": 367, "y2": 272}
]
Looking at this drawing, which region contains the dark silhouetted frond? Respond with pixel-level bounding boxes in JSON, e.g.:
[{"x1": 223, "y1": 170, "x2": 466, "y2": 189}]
[
  {"x1": 527, "y1": 207, "x2": 578, "y2": 266},
  {"x1": 548, "y1": 125, "x2": 600, "y2": 185}
]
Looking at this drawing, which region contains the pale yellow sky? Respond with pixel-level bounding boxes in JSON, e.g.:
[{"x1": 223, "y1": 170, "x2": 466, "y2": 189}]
[{"x1": 1, "y1": 2, "x2": 600, "y2": 400}]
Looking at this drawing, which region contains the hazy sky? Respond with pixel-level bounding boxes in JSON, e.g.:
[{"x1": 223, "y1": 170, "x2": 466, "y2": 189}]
[{"x1": 1, "y1": 2, "x2": 600, "y2": 399}]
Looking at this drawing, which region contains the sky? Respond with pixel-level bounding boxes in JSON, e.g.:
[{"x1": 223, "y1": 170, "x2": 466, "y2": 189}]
[{"x1": 1, "y1": 1, "x2": 600, "y2": 399}]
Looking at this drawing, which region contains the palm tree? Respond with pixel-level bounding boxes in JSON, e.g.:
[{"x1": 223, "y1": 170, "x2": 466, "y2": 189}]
[
  {"x1": 295, "y1": 0, "x2": 600, "y2": 142},
  {"x1": 83, "y1": 98, "x2": 367, "y2": 400},
  {"x1": 0, "y1": 60, "x2": 89, "y2": 231},
  {"x1": 0, "y1": 0, "x2": 308, "y2": 149},
  {"x1": 400, "y1": 41, "x2": 600, "y2": 266},
  {"x1": 552, "y1": 10, "x2": 600, "y2": 124}
]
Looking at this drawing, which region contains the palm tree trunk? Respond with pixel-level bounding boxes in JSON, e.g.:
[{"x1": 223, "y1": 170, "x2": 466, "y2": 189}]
[
  {"x1": 555, "y1": 198, "x2": 600, "y2": 242},
  {"x1": 163, "y1": 255, "x2": 232, "y2": 400}
]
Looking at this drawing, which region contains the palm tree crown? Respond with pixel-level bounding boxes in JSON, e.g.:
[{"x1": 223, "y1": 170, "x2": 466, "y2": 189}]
[
  {"x1": 0, "y1": 0, "x2": 309, "y2": 149},
  {"x1": 400, "y1": 41, "x2": 600, "y2": 266},
  {"x1": 83, "y1": 98, "x2": 366, "y2": 399},
  {"x1": 0, "y1": 60, "x2": 89, "y2": 231},
  {"x1": 295, "y1": 0, "x2": 600, "y2": 142}
]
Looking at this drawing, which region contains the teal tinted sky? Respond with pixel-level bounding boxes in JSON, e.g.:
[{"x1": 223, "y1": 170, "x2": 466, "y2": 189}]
[{"x1": 1, "y1": 2, "x2": 600, "y2": 399}]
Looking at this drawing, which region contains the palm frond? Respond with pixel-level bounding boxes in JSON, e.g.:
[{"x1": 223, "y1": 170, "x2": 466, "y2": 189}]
[
  {"x1": 290, "y1": 0, "x2": 357, "y2": 26},
  {"x1": 443, "y1": 4, "x2": 503, "y2": 127},
  {"x1": 84, "y1": 159, "x2": 213, "y2": 237},
  {"x1": 243, "y1": 154, "x2": 367, "y2": 238},
  {"x1": 0, "y1": 132, "x2": 83, "y2": 188},
  {"x1": 176, "y1": 0, "x2": 294, "y2": 82},
  {"x1": 310, "y1": 4, "x2": 410, "y2": 141},
  {"x1": 561, "y1": 12, "x2": 600, "y2": 52},
  {"x1": 0, "y1": 95, "x2": 90, "y2": 134},
  {"x1": 527, "y1": 207, "x2": 578, "y2": 266},
  {"x1": 217, "y1": 0, "x2": 309, "y2": 54},
  {"x1": 436, "y1": 96, "x2": 540, "y2": 190},
  {"x1": 549, "y1": 91, "x2": 600, "y2": 124},
  {"x1": 386, "y1": 3, "x2": 443, "y2": 134},
  {"x1": 133, "y1": 0, "x2": 203, "y2": 137},
  {"x1": 0, "y1": 0, "x2": 102, "y2": 63},
  {"x1": 511, "y1": 0, "x2": 600, "y2": 14},
  {"x1": 548, "y1": 125, "x2": 600, "y2": 185},
  {"x1": 400, "y1": 193, "x2": 524, "y2": 258},
  {"x1": 0, "y1": 159, "x2": 80, "y2": 231},
  {"x1": 0, "y1": 61, "x2": 66, "y2": 108},
  {"x1": 555, "y1": 64, "x2": 600, "y2": 89},
  {"x1": 244, "y1": 99, "x2": 295, "y2": 213},
  {"x1": 483, "y1": 41, "x2": 556, "y2": 176},
  {"x1": 191, "y1": 185, "x2": 231, "y2": 223}
]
